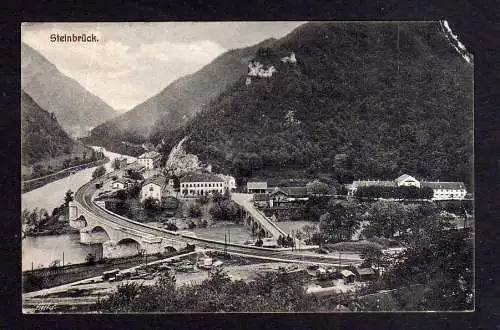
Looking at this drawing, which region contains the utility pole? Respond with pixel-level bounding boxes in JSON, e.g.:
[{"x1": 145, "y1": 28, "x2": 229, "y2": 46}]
[
  {"x1": 224, "y1": 233, "x2": 227, "y2": 254},
  {"x1": 62, "y1": 251, "x2": 65, "y2": 267},
  {"x1": 338, "y1": 249, "x2": 342, "y2": 272}
]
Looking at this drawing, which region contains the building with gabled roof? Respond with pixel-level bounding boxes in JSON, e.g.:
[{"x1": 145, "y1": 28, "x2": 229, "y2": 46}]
[
  {"x1": 247, "y1": 181, "x2": 267, "y2": 194},
  {"x1": 140, "y1": 176, "x2": 169, "y2": 202},
  {"x1": 395, "y1": 174, "x2": 421, "y2": 188},
  {"x1": 421, "y1": 181, "x2": 467, "y2": 200},
  {"x1": 112, "y1": 177, "x2": 133, "y2": 190},
  {"x1": 137, "y1": 150, "x2": 162, "y2": 169}
]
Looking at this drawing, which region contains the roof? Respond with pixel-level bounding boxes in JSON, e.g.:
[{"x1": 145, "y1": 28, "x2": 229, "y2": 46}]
[
  {"x1": 253, "y1": 193, "x2": 270, "y2": 201},
  {"x1": 395, "y1": 174, "x2": 418, "y2": 183},
  {"x1": 180, "y1": 173, "x2": 224, "y2": 183},
  {"x1": 352, "y1": 180, "x2": 396, "y2": 188},
  {"x1": 138, "y1": 151, "x2": 161, "y2": 159},
  {"x1": 340, "y1": 270, "x2": 356, "y2": 278},
  {"x1": 421, "y1": 181, "x2": 466, "y2": 190},
  {"x1": 271, "y1": 186, "x2": 308, "y2": 197},
  {"x1": 142, "y1": 176, "x2": 167, "y2": 187},
  {"x1": 247, "y1": 181, "x2": 267, "y2": 189},
  {"x1": 357, "y1": 268, "x2": 377, "y2": 276}
]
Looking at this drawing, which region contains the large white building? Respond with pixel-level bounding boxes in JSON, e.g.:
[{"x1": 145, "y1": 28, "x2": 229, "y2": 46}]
[
  {"x1": 180, "y1": 173, "x2": 229, "y2": 196},
  {"x1": 137, "y1": 151, "x2": 162, "y2": 170},
  {"x1": 420, "y1": 181, "x2": 467, "y2": 200},
  {"x1": 346, "y1": 174, "x2": 467, "y2": 200}
]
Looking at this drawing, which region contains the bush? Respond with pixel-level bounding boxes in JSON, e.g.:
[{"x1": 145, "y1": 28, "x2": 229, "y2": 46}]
[
  {"x1": 92, "y1": 166, "x2": 106, "y2": 180},
  {"x1": 85, "y1": 253, "x2": 96, "y2": 265},
  {"x1": 209, "y1": 200, "x2": 240, "y2": 221},
  {"x1": 163, "y1": 197, "x2": 180, "y2": 210},
  {"x1": 198, "y1": 195, "x2": 209, "y2": 205},
  {"x1": 255, "y1": 239, "x2": 263, "y2": 247},
  {"x1": 165, "y1": 222, "x2": 178, "y2": 231},
  {"x1": 188, "y1": 204, "x2": 202, "y2": 218}
]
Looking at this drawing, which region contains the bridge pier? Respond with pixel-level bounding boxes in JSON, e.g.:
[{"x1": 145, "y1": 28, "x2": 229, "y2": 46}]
[{"x1": 103, "y1": 240, "x2": 139, "y2": 259}]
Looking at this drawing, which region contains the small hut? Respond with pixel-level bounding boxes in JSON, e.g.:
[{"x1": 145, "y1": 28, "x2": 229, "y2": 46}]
[{"x1": 340, "y1": 269, "x2": 356, "y2": 284}]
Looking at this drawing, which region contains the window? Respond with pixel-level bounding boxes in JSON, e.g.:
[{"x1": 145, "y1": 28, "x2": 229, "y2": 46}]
[{"x1": 150, "y1": 186, "x2": 154, "y2": 191}]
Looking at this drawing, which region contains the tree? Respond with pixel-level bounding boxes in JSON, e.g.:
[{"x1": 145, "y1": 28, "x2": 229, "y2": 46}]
[
  {"x1": 319, "y1": 200, "x2": 362, "y2": 242},
  {"x1": 362, "y1": 201, "x2": 413, "y2": 239},
  {"x1": 301, "y1": 224, "x2": 318, "y2": 241},
  {"x1": 85, "y1": 253, "x2": 96, "y2": 265},
  {"x1": 306, "y1": 180, "x2": 332, "y2": 195},
  {"x1": 209, "y1": 200, "x2": 240, "y2": 222},
  {"x1": 92, "y1": 165, "x2": 106, "y2": 180},
  {"x1": 112, "y1": 158, "x2": 121, "y2": 170},
  {"x1": 143, "y1": 197, "x2": 159, "y2": 210},
  {"x1": 64, "y1": 189, "x2": 74, "y2": 206},
  {"x1": 360, "y1": 245, "x2": 383, "y2": 268},
  {"x1": 188, "y1": 204, "x2": 202, "y2": 218}
]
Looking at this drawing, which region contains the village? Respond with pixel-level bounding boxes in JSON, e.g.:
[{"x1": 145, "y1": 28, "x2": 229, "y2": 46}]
[{"x1": 21, "y1": 147, "x2": 472, "y2": 311}]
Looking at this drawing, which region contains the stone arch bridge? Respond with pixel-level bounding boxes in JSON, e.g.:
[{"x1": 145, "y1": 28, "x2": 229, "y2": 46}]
[{"x1": 68, "y1": 200, "x2": 187, "y2": 259}]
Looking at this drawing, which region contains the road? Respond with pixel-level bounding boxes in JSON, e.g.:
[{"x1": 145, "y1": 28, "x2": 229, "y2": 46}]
[
  {"x1": 231, "y1": 193, "x2": 288, "y2": 238},
  {"x1": 74, "y1": 175, "x2": 362, "y2": 266}
]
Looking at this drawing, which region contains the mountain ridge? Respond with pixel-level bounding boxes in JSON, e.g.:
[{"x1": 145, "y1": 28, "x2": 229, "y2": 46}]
[
  {"x1": 21, "y1": 43, "x2": 118, "y2": 137},
  {"x1": 162, "y1": 22, "x2": 473, "y2": 187},
  {"x1": 86, "y1": 37, "x2": 278, "y2": 151}
]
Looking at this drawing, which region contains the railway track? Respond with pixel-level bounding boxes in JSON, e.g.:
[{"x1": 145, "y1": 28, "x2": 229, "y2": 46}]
[{"x1": 75, "y1": 178, "x2": 361, "y2": 266}]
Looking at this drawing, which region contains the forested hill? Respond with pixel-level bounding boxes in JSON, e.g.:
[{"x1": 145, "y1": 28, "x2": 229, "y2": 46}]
[
  {"x1": 21, "y1": 90, "x2": 77, "y2": 165},
  {"x1": 21, "y1": 43, "x2": 117, "y2": 138},
  {"x1": 164, "y1": 22, "x2": 473, "y2": 187},
  {"x1": 87, "y1": 38, "x2": 278, "y2": 150}
]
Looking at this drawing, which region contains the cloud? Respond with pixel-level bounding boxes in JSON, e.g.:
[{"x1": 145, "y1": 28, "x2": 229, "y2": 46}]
[
  {"x1": 21, "y1": 22, "x2": 304, "y2": 109},
  {"x1": 137, "y1": 40, "x2": 226, "y2": 64}
]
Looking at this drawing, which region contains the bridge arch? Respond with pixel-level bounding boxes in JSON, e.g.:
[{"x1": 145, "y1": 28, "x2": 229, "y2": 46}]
[
  {"x1": 114, "y1": 238, "x2": 143, "y2": 257},
  {"x1": 89, "y1": 225, "x2": 111, "y2": 241}
]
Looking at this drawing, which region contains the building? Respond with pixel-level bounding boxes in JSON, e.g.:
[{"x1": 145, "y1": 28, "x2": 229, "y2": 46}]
[
  {"x1": 340, "y1": 269, "x2": 356, "y2": 284},
  {"x1": 268, "y1": 186, "x2": 309, "y2": 208},
  {"x1": 253, "y1": 193, "x2": 270, "y2": 208},
  {"x1": 346, "y1": 180, "x2": 395, "y2": 196},
  {"x1": 346, "y1": 173, "x2": 467, "y2": 200},
  {"x1": 420, "y1": 181, "x2": 467, "y2": 200},
  {"x1": 112, "y1": 178, "x2": 131, "y2": 190},
  {"x1": 137, "y1": 151, "x2": 162, "y2": 170},
  {"x1": 247, "y1": 181, "x2": 268, "y2": 194},
  {"x1": 394, "y1": 174, "x2": 421, "y2": 188},
  {"x1": 217, "y1": 174, "x2": 237, "y2": 191},
  {"x1": 356, "y1": 267, "x2": 378, "y2": 281},
  {"x1": 180, "y1": 173, "x2": 226, "y2": 196},
  {"x1": 140, "y1": 176, "x2": 171, "y2": 202}
]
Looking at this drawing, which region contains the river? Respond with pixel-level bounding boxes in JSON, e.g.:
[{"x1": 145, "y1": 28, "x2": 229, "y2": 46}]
[{"x1": 22, "y1": 147, "x2": 136, "y2": 271}]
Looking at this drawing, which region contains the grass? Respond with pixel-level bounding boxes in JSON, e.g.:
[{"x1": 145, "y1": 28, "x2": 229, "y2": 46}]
[{"x1": 325, "y1": 240, "x2": 384, "y2": 252}]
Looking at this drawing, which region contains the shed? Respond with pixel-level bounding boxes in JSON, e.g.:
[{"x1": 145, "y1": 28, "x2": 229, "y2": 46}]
[
  {"x1": 339, "y1": 269, "x2": 356, "y2": 283},
  {"x1": 247, "y1": 182, "x2": 268, "y2": 193},
  {"x1": 357, "y1": 267, "x2": 378, "y2": 281}
]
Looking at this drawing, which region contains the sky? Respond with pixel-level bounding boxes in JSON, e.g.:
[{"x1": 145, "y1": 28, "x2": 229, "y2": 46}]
[{"x1": 21, "y1": 22, "x2": 306, "y2": 111}]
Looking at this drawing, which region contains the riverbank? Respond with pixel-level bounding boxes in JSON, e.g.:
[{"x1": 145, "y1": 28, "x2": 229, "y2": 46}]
[{"x1": 22, "y1": 158, "x2": 109, "y2": 193}]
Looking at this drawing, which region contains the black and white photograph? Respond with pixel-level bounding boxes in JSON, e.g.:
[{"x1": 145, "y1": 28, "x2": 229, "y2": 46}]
[{"x1": 21, "y1": 21, "x2": 474, "y2": 313}]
